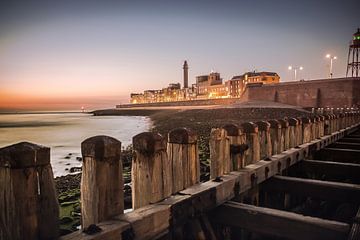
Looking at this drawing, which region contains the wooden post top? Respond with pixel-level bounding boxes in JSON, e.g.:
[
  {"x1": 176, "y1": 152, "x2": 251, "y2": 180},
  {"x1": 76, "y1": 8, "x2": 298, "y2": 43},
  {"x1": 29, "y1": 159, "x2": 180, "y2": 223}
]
[
  {"x1": 295, "y1": 117, "x2": 303, "y2": 125},
  {"x1": 268, "y1": 119, "x2": 281, "y2": 129},
  {"x1": 317, "y1": 115, "x2": 325, "y2": 121},
  {"x1": 222, "y1": 123, "x2": 243, "y2": 136},
  {"x1": 324, "y1": 114, "x2": 332, "y2": 120},
  {"x1": 277, "y1": 119, "x2": 289, "y2": 128},
  {"x1": 133, "y1": 132, "x2": 166, "y2": 155},
  {"x1": 288, "y1": 118, "x2": 299, "y2": 126},
  {"x1": 241, "y1": 122, "x2": 258, "y2": 134},
  {"x1": 168, "y1": 128, "x2": 197, "y2": 144},
  {"x1": 0, "y1": 142, "x2": 50, "y2": 168},
  {"x1": 81, "y1": 135, "x2": 121, "y2": 162},
  {"x1": 308, "y1": 116, "x2": 317, "y2": 123},
  {"x1": 255, "y1": 121, "x2": 270, "y2": 132}
]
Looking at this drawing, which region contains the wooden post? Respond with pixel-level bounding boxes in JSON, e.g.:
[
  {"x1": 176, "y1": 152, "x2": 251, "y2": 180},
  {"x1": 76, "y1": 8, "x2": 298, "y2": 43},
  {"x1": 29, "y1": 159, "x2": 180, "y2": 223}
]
[
  {"x1": 324, "y1": 114, "x2": 332, "y2": 135},
  {"x1": 255, "y1": 121, "x2": 272, "y2": 160},
  {"x1": 317, "y1": 115, "x2": 325, "y2": 137},
  {"x1": 81, "y1": 135, "x2": 123, "y2": 229},
  {"x1": 288, "y1": 118, "x2": 298, "y2": 148},
  {"x1": 330, "y1": 114, "x2": 336, "y2": 133},
  {"x1": 301, "y1": 117, "x2": 312, "y2": 143},
  {"x1": 210, "y1": 128, "x2": 230, "y2": 179},
  {"x1": 334, "y1": 114, "x2": 340, "y2": 131},
  {"x1": 168, "y1": 128, "x2": 199, "y2": 194},
  {"x1": 339, "y1": 113, "x2": 345, "y2": 130},
  {"x1": 241, "y1": 122, "x2": 260, "y2": 165},
  {"x1": 222, "y1": 124, "x2": 247, "y2": 171},
  {"x1": 0, "y1": 142, "x2": 59, "y2": 240},
  {"x1": 295, "y1": 117, "x2": 303, "y2": 146},
  {"x1": 269, "y1": 120, "x2": 282, "y2": 155},
  {"x1": 132, "y1": 132, "x2": 171, "y2": 209},
  {"x1": 309, "y1": 116, "x2": 317, "y2": 141},
  {"x1": 278, "y1": 119, "x2": 290, "y2": 151}
]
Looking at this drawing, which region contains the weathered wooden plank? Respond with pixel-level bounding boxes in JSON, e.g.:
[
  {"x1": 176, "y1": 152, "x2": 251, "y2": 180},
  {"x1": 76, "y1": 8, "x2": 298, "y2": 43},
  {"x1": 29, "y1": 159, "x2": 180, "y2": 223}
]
[
  {"x1": 241, "y1": 122, "x2": 260, "y2": 164},
  {"x1": 255, "y1": 121, "x2": 272, "y2": 160},
  {"x1": 261, "y1": 175, "x2": 360, "y2": 204},
  {"x1": 348, "y1": 207, "x2": 360, "y2": 240},
  {"x1": 63, "y1": 204, "x2": 172, "y2": 240},
  {"x1": 315, "y1": 148, "x2": 360, "y2": 164},
  {"x1": 329, "y1": 142, "x2": 360, "y2": 150},
  {"x1": 81, "y1": 136, "x2": 123, "y2": 229},
  {"x1": 0, "y1": 142, "x2": 59, "y2": 240},
  {"x1": 211, "y1": 202, "x2": 350, "y2": 240},
  {"x1": 132, "y1": 132, "x2": 171, "y2": 209},
  {"x1": 209, "y1": 128, "x2": 229, "y2": 179},
  {"x1": 293, "y1": 160, "x2": 360, "y2": 183},
  {"x1": 269, "y1": 120, "x2": 282, "y2": 155},
  {"x1": 61, "y1": 220, "x2": 130, "y2": 240},
  {"x1": 348, "y1": 134, "x2": 360, "y2": 138},
  {"x1": 339, "y1": 138, "x2": 360, "y2": 143},
  {"x1": 168, "y1": 128, "x2": 199, "y2": 193},
  {"x1": 222, "y1": 124, "x2": 247, "y2": 171},
  {"x1": 116, "y1": 204, "x2": 171, "y2": 240}
]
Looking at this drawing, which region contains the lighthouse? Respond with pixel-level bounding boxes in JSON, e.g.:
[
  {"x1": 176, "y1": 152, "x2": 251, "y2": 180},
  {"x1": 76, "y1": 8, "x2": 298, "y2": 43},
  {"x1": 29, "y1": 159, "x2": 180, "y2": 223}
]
[{"x1": 183, "y1": 60, "x2": 189, "y2": 88}]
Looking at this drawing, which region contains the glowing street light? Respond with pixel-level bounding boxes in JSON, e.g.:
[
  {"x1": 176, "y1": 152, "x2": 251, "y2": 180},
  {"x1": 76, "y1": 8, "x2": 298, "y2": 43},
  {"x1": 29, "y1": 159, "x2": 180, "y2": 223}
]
[
  {"x1": 288, "y1": 65, "x2": 303, "y2": 80},
  {"x1": 326, "y1": 54, "x2": 337, "y2": 78}
]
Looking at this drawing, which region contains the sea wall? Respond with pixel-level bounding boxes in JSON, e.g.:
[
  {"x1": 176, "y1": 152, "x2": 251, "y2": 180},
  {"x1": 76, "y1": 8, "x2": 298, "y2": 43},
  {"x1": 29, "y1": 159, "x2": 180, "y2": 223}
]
[
  {"x1": 116, "y1": 97, "x2": 240, "y2": 108},
  {"x1": 242, "y1": 77, "x2": 360, "y2": 108}
]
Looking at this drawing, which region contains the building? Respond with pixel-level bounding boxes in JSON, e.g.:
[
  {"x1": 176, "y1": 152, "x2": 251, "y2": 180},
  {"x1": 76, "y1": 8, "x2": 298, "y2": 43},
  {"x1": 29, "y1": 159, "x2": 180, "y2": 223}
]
[
  {"x1": 245, "y1": 71, "x2": 280, "y2": 84},
  {"x1": 226, "y1": 71, "x2": 280, "y2": 98},
  {"x1": 129, "y1": 61, "x2": 280, "y2": 103},
  {"x1": 227, "y1": 76, "x2": 245, "y2": 98},
  {"x1": 196, "y1": 72, "x2": 223, "y2": 97},
  {"x1": 183, "y1": 60, "x2": 189, "y2": 88}
]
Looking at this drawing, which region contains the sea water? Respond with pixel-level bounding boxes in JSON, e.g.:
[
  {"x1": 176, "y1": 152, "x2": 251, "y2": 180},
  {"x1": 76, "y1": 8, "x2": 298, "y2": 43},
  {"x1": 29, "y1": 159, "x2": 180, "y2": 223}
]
[{"x1": 0, "y1": 113, "x2": 151, "y2": 176}]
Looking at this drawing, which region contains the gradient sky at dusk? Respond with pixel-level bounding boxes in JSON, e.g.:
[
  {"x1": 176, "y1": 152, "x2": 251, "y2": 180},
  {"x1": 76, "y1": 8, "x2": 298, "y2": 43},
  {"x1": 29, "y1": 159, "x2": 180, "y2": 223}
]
[{"x1": 0, "y1": 0, "x2": 359, "y2": 110}]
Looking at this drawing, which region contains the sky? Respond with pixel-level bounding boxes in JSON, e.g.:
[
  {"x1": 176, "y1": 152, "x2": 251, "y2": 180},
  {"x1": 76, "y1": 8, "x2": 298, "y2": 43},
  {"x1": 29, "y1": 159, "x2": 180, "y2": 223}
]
[{"x1": 0, "y1": 0, "x2": 359, "y2": 111}]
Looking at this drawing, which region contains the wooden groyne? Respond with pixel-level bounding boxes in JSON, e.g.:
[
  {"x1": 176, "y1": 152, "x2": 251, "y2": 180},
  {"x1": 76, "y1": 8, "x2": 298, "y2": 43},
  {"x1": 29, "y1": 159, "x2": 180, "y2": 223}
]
[{"x1": 1, "y1": 111, "x2": 360, "y2": 240}]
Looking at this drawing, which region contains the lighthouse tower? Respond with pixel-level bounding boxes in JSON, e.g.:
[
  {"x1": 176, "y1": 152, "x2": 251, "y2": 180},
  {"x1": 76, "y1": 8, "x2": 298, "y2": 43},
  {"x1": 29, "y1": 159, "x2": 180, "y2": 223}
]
[
  {"x1": 346, "y1": 28, "x2": 360, "y2": 77},
  {"x1": 183, "y1": 60, "x2": 189, "y2": 88}
]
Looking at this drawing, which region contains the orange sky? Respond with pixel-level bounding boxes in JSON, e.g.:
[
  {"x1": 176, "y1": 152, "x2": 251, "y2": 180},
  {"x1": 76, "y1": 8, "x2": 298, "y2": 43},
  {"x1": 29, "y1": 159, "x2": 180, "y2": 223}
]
[{"x1": 0, "y1": 90, "x2": 128, "y2": 111}]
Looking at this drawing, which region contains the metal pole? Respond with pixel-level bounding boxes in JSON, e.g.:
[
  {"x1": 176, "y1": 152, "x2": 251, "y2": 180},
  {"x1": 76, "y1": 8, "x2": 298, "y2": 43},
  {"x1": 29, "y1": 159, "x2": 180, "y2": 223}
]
[
  {"x1": 294, "y1": 68, "x2": 297, "y2": 80},
  {"x1": 330, "y1": 58, "x2": 333, "y2": 78}
]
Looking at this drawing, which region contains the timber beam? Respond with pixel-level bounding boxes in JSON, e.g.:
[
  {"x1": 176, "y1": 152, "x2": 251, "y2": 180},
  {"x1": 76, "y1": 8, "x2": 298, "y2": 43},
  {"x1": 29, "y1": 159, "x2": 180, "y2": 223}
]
[
  {"x1": 211, "y1": 201, "x2": 350, "y2": 240},
  {"x1": 338, "y1": 138, "x2": 360, "y2": 144},
  {"x1": 291, "y1": 160, "x2": 360, "y2": 184},
  {"x1": 261, "y1": 175, "x2": 360, "y2": 204},
  {"x1": 328, "y1": 142, "x2": 360, "y2": 150},
  {"x1": 314, "y1": 148, "x2": 360, "y2": 164},
  {"x1": 348, "y1": 208, "x2": 360, "y2": 240}
]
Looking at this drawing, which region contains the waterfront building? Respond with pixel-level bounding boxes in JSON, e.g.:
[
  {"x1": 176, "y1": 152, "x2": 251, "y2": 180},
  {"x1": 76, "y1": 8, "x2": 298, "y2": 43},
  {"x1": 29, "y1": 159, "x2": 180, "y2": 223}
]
[{"x1": 129, "y1": 61, "x2": 280, "y2": 103}]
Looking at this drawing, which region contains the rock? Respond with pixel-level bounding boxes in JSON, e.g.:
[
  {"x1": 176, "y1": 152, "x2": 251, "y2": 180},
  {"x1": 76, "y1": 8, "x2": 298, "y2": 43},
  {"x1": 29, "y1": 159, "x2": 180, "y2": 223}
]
[
  {"x1": 60, "y1": 216, "x2": 73, "y2": 224},
  {"x1": 69, "y1": 167, "x2": 82, "y2": 173}
]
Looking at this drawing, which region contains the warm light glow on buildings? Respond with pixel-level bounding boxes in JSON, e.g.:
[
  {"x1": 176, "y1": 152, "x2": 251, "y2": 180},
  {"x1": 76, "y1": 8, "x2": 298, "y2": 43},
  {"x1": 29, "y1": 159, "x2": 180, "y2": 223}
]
[{"x1": 129, "y1": 67, "x2": 280, "y2": 104}]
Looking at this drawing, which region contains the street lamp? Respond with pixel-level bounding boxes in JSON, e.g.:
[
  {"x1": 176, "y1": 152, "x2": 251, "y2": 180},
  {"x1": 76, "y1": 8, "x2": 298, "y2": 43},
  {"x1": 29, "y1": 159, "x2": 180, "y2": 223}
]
[
  {"x1": 326, "y1": 54, "x2": 337, "y2": 78},
  {"x1": 288, "y1": 65, "x2": 303, "y2": 80}
]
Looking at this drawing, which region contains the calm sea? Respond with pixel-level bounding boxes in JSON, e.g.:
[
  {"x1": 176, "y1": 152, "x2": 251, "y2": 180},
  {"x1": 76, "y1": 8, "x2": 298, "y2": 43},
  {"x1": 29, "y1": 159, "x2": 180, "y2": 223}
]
[{"x1": 0, "y1": 113, "x2": 151, "y2": 176}]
